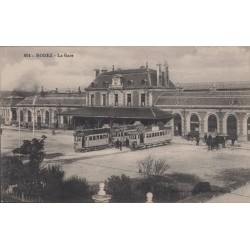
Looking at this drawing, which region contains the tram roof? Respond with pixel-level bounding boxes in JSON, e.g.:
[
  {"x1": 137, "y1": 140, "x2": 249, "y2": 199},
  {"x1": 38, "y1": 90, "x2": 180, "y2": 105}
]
[{"x1": 59, "y1": 106, "x2": 173, "y2": 120}]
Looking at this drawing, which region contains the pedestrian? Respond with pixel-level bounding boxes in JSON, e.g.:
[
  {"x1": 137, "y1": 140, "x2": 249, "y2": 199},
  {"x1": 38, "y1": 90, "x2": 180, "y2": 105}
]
[
  {"x1": 204, "y1": 133, "x2": 207, "y2": 144},
  {"x1": 208, "y1": 134, "x2": 212, "y2": 150},
  {"x1": 119, "y1": 141, "x2": 122, "y2": 151},
  {"x1": 116, "y1": 139, "x2": 119, "y2": 148},
  {"x1": 232, "y1": 138, "x2": 235, "y2": 147},
  {"x1": 125, "y1": 138, "x2": 129, "y2": 147},
  {"x1": 196, "y1": 135, "x2": 200, "y2": 146}
]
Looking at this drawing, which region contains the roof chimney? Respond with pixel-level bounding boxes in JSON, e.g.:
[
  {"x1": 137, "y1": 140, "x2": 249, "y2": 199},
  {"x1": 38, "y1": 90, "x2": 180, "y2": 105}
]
[
  {"x1": 156, "y1": 63, "x2": 162, "y2": 86},
  {"x1": 146, "y1": 62, "x2": 148, "y2": 69},
  {"x1": 164, "y1": 61, "x2": 169, "y2": 87},
  {"x1": 112, "y1": 65, "x2": 115, "y2": 71},
  {"x1": 94, "y1": 69, "x2": 100, "y2": 77},
  {"x1": 101, "y1": 69, "x2": 108, "y2": 74}
]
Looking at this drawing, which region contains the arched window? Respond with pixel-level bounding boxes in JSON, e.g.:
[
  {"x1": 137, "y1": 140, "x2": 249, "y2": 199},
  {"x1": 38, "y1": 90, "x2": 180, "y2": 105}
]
[
  {"x1": 45, "y1": 111, "x2": 50, "y2": 124},
  {"x1": 208, "y1": 115, "x2": 217, "y2": 132},
  {"x1": 20, "y1": 110, "x2": 24, "y2": 122},
  {"x1": 190, "y1": 114, "x2": 199, "y2": 132},
  {"x1": 27, "y1": 110, "x2": 32, "y2": 122}
]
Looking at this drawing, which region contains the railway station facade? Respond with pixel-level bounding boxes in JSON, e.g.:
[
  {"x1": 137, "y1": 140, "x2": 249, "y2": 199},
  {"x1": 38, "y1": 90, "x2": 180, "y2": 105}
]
[{"x1": 1, "y1": 64, "x2": 250, "y2": 141}]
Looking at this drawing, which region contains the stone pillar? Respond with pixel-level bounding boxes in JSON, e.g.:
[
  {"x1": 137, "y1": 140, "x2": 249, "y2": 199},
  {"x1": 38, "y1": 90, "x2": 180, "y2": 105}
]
[
  {"x1": 92, "y1": 183, "x2": 112, "y2": 203},
  {"x1": 236, "y1": 112, "x2": 246, "y2": 141},
  {"x1": 146, "y1": 192, "x2": 153, "y2": 203}
]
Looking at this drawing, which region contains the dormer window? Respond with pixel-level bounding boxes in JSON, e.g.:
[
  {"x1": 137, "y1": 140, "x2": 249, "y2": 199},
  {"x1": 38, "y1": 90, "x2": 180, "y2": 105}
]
[
  {"x1": 127, "y1": 80, "x2": 133, "y2": 85},
  {"x1": 141, "y1": 79, "x2": 148, "y2": 85},
  {"x1": 91, "y1": 82, "x2": 95, "y2": 87},
  {"x1": 112, "y1": 74, "x2": 123, "y2": 87}
]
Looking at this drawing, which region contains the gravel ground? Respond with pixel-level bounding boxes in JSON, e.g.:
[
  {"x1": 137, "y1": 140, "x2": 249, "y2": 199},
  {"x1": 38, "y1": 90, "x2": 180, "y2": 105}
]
[{"x1": 1, "y1": 127, "x2": 250, "y2": 187}]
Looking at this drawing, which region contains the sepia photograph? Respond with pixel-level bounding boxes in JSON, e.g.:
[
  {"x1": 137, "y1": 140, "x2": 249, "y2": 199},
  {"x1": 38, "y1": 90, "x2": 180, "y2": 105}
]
[{"x1": 1, "y1": 46, "x2": 250, "y2": 203}]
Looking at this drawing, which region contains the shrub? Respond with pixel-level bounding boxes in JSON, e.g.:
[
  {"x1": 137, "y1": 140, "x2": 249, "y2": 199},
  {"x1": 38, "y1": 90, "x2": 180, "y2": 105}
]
[
  {"x1": 62, "y1": 176, "x2": 90, "y2": 202},
  {"x1": 192, "y1": 181, "x2": 211, "y2": 194},
  {"x1": 105, "y1": 174, "x2": 133, "y2": 202},
  {"x1": 40, "y1": 165, "x2": 65, "y2": 202}
]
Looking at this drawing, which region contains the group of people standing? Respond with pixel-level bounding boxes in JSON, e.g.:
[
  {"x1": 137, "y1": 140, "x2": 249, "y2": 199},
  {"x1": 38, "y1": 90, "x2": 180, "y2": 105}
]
[{"x1": 115, "y1": 138, "x2": 130, "y2": 150}]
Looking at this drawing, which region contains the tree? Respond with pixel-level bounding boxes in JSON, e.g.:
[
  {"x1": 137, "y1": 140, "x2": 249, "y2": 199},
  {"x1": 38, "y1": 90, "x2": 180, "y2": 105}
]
[
  {"x1": 137, "y1": 155, "x2": 170, "y2": 178},
  {"x1": 136, "y1": 155, "x2": 171, "y2": 199},
  {"x1": 105, "y1": 174, "x2": 133, "y2": 202}
]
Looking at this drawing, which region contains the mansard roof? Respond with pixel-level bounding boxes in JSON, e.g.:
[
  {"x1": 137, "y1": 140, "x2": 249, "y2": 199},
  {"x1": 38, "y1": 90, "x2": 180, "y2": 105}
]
[{"x1": 85, "y1": 68, "x2": 175, "y2": 90}]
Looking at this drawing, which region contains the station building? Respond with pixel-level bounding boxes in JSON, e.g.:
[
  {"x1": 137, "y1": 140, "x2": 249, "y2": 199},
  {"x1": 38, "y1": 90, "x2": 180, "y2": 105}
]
[
  {"x1": 1, "y1": 64, "x2": 250, "y2": 141},
  {"x1": 60, "y1": 65, "x2": 175, "y2": 127},
  {"x1": 155, "y1": 82, "x2": 250, "y2": 141}
]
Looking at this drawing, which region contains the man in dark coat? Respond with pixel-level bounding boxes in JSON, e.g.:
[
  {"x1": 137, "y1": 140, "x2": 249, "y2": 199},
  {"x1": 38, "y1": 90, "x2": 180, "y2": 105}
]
[
  {"x1": 204, "y1": 133, "x2": 207, "y2": 144},
  {"x1": 208, "y1": 134, "x2": 212, "y2": 150}
]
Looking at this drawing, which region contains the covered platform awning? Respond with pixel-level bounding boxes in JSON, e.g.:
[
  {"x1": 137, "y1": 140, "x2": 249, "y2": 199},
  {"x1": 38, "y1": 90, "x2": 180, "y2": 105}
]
[
  {"x1": 59, "y1": 106, "x2": 173, "y2": 120},
  {"x1": 58, "y1": 106, "x2": 173, "y2": 129}
]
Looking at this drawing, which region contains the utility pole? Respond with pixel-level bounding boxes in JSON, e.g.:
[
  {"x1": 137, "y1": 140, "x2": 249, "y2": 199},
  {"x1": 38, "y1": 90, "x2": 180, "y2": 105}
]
[{"x1": 33, "y1": 107, "x2": 35, "y2": 138}]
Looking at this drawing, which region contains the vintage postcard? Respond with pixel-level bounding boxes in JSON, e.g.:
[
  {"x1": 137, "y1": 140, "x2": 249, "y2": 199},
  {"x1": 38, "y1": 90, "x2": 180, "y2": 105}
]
[{"x1": 1, "y1": 46, "x2": 250, "y2": 203}]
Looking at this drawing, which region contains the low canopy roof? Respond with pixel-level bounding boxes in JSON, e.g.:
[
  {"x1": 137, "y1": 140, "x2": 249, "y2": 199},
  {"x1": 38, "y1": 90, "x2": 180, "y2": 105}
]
[{"x1": 59, "y1": 106, "x2": 173, "y2": 120}]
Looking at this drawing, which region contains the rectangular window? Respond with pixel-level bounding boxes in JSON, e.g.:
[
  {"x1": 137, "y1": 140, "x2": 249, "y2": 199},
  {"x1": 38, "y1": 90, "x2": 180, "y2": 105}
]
[
  {"x1": 89, "y1": 136, "x2": 92, "y2": 141},
  {"x1": 91, "y1": 94, "x2": 95, "y2": 106},
  {"x1": 115, "y1": 94, "x2": 118, "y2": 106},
  {"x1": 141, "y1": 93, "x2": 146, "y2": 106},
  {"x1": 102, "y1": 94, "x2": 106, "y2": 106},
  {"x1": 127, "y1": 94, "x2": 131, "y2": 106},
  {"x1": 93, "y1": 136, "x2": 96, "y2": 140}
]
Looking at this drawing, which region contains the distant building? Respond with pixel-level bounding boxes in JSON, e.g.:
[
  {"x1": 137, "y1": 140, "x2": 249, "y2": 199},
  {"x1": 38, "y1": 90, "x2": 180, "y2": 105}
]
[
  {"x1": 16, "y1": 88, "x2": 86, "y2": 129},
  {"x1": 0, "y1": 96, "x2": 24, "y2": 125}
]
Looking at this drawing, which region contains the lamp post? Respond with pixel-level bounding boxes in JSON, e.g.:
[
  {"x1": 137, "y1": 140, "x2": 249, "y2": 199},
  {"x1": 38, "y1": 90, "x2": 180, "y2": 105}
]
[{"x1": 0, "y1": 123, "x2": 2, "y2": 202}]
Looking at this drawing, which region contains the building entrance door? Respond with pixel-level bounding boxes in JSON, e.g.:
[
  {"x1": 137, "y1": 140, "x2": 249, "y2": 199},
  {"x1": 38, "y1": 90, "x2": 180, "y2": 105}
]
[
  {"x1": 227, "y1": 115, "x2": 237, "y2": 140},
  {"x1": 174, "y1": 114, "x2": 182, "y2": 136}
]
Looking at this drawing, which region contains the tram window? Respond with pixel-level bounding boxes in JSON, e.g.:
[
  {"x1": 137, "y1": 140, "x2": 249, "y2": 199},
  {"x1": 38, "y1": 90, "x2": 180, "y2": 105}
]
[
  {"x1": 146, "y1": 134, "x2": 149, "y2": 138},
  {"x1": 149, "y1": 133, "x2": 151, "y2": 138},
  {"x1": 156, "y1": 132, "x2": 159, "y2": 136},
  {"x1": 100, "y1": 135, "x2": 103, "y2": 139},
  {"x1": 96, "y1": 135, "x2": 99, "y2": 140},
  {"x1": 152, "y1": 133, "x2": 155, "y2": 137},
  {"x1": 93, "y1": 136, "x2": 96, "y2": 140},
  {"x1": 85, "y1": 137, "x2": 88, "y2": 141},
  {"x1": 89, "y1": 136, "x2": 92, "y2": 141}
]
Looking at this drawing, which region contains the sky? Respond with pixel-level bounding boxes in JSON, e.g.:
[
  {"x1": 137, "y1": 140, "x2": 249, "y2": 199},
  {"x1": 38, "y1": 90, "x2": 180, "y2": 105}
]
[{"x1": 0, "y1": 46, "x2": 249, "y2": 91}]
